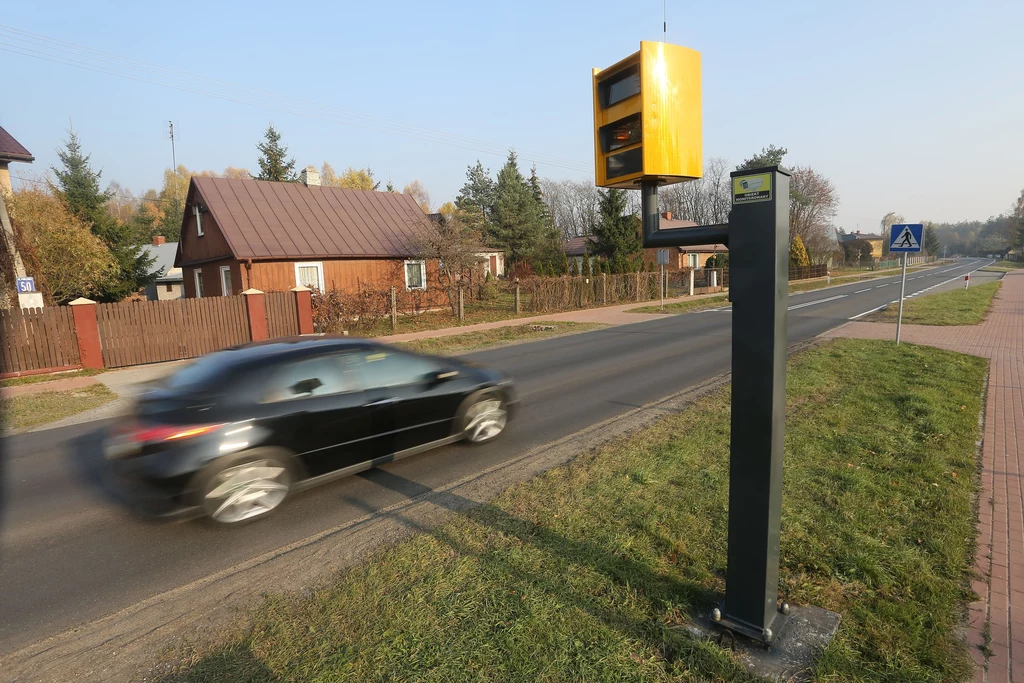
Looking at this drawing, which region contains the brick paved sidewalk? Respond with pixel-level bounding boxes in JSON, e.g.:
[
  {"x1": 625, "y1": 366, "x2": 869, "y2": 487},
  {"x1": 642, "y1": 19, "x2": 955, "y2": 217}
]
[{"x1": 823, "y1": 272, "x2": 1024, "y2": 682}]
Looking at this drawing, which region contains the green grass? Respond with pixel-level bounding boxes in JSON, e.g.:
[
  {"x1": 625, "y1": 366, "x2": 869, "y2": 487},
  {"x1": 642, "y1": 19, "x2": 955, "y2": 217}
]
[
  {"x1": 628, "y1": 294, "x2": 729, "y2": 314},
  {"x1": 159, "y1": 339, "x2": 986, "y2": 683},
  {"x1": 394, "y1": 321, "x2": 606, "y2": 355},
  {"x1": 0, "y1": 367, "x2": 104, "y2": 388},
  {"x1": 864, "y1": 280, "x2": 1001, "y2": 325},
  {"x1": 787, "y1": 266, "x2": 934, "y2": 294},
  {"x1": 1, "y1": 384, "x2": 116, "y2": 430},
  {"x1": 981, "y1": 260, "x2": 1024, "y2": 272}
]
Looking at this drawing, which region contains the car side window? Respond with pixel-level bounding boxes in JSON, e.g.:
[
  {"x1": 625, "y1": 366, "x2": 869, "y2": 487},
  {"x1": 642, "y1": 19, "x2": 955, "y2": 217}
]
[
  {"x1": 262, "y1": 355, "x2": 358, "y2": 403},
  {"x1": 351, "y1": 349, "x2": 439, "y2": 389}
]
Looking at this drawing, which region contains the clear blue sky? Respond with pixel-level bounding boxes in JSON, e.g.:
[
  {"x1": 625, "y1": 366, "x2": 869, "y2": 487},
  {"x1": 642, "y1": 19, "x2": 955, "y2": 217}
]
[{"x1": 2, "y1": 0, "x2": 1021, "y2": 231}]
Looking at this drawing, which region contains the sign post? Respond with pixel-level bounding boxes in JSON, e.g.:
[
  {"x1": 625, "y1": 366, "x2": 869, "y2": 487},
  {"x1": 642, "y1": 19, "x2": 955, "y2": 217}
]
[
  {"x1": 888, "y1": 224, "x2": 923, "y2": 345},
  {"x1": 657, "y1": 249, "x2": 670, "y2": 310}
]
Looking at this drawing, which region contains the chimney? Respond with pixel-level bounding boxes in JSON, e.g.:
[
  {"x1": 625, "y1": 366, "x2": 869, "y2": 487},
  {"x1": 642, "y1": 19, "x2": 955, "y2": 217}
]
[
  {"x1": 855, "y1": 230, "x2": 861, "y2": 236},
  {"x1": 152, "y1": 235, "x2": 166, "y2": 246},
  {"x1": 299, "y1": 166, "x2": 320, "y2": 187},
  {"x1": 661, "y1": 211, "x2": 672, "y2": 220}
]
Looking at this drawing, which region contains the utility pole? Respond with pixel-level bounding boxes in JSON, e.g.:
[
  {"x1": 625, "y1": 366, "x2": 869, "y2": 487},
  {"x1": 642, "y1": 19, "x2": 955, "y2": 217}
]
[{"x1": 168, "y1": 121, "x2": 180, "y2": 210}]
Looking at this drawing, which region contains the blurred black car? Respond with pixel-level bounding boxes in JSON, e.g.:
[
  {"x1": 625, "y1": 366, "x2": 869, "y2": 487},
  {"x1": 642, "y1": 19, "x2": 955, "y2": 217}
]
[{"x1": 104, "y1": 337, "x2": 515, "y2": 525}]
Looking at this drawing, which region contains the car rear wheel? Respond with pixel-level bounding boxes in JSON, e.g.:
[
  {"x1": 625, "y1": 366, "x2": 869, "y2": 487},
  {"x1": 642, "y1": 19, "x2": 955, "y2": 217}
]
[
  {"x1": 461, "y1": 394, "x2": 507, "y2": 444},
  {"x1": 200, "y1": 453, "x2": 291, "y2": 524}
]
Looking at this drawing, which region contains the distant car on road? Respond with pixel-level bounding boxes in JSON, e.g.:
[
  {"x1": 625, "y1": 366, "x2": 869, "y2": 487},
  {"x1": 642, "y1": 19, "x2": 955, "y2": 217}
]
[{"x1": 104, "y1": 337, "x2": 515, "y2": 525}]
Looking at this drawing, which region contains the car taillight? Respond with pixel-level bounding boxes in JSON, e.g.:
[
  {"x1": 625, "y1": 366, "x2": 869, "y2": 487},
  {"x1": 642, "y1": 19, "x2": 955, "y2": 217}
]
[{"x1": 125, "y1": 423, "x2": 224, "y2": 444}]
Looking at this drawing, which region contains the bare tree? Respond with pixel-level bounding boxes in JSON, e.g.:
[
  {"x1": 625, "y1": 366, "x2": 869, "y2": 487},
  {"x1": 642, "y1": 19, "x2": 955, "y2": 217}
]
[
  {"x1": 660, "y1": 157, "x2": 732, "y2": 226},
  {"x1": 540, "y1": 179, "x2": 602, "y2": 239},
  {"x1": 789, "y1": 166, "x2": 840, "y2": 265},
  {"x1": 417, "y1": 209, "x2": 486, "y2": 315},
  {"x1": 403, "y1": 180, "x2": 431, "y2": 213},
  {"x1": 879, "y1": 211, "x2": 904, "y2": 257}
]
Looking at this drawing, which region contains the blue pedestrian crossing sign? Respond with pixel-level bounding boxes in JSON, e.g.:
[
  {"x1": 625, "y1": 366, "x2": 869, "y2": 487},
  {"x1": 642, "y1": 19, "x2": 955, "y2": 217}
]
[{"x1": 889, "y1": 223, "x2": 923, "y2": 253}]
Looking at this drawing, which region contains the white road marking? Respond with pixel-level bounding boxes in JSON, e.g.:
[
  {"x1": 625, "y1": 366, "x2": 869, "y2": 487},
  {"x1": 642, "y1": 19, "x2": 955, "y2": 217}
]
[
  {"x1": 876, "y1": 284, "x2": 889, "y2": 288},
  {"x1": 854, "y1": 288, "x2": 871, "y2": 293},
  {"x1": 788, "y1": 294, "x2": 847, "y2": 311}
]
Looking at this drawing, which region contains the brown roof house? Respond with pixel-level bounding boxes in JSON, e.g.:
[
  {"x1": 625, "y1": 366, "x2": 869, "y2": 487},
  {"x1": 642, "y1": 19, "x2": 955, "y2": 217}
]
[{"x1": 175, "y1": 168, "x2": 444, "y2": 301}]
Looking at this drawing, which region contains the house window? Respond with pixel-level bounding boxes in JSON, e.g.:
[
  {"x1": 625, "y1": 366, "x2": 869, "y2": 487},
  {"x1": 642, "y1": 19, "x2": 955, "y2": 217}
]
[
  {"x1": 294, "y1": 261, "x2": 325, "y2": 291},
  {"x1": 165, "y1": 283, "x2": 173, "y2": 292},
  {"x1": 194, "y1": 205, "x2": 204, "y2": 237},
  {"x1": 194, "y1": 268, "x2": 204, "y2": 298},
  {"x1": 688, "y1": 253, "x2": 699, "y2": 269},
  {"x1": 220, "y1": 266, "x2": 232, "y2": 296},
  {"x1": 404, "y1": 260, "x2": 426, "y2": 290}
]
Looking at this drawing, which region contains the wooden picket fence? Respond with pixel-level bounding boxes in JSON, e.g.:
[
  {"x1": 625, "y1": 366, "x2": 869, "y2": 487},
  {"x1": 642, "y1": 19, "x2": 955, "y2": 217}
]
[
  {"x1": 96, "y1": 297, "x2": 252, "y2": 369},
  {"x1": 0, "y1": 306, "x2": 81, "y2": 375},
  {"x1": 265, "y1": 292, "x2": 300, "y2": 338}
]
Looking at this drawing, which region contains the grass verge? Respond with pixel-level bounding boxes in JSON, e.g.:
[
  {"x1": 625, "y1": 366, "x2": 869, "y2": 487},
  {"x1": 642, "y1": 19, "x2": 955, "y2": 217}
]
[
  {"x1": 863, "y1": 280, "x2": 1001, "y2": 325},
  {"x1": 160, "y1": 339, "x2": 986, "y2": 682},
  {"x1": 1, "y1": 384, "x2": 116, "y2": 431},
  {"x1": 981, "y1": 260, "x2": 1024, "y2": 272},
  {"x1": 787, "y1": 266, "x2": 934, "y2": 294},
  {"x1": 0, "y1": 367, "x2": 104, "y2": 389},
  {"x1": 628, "y1": 294, "x2": 729, "y2": 315},
  {"x1": 393, "y1": 321, "x2": 606, "y2": 355}
]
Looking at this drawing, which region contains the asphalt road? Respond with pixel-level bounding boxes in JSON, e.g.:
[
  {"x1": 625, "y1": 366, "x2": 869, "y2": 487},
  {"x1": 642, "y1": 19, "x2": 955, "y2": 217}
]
[{"x1": 0, "y1": 258, "x2": 995, "y2": 656}]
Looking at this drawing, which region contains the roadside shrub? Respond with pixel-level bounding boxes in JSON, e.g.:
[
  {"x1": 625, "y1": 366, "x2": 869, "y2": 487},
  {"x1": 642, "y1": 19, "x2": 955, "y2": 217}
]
[{"x1": 311, "y1": 286, "x2": 389, "y2": 334}]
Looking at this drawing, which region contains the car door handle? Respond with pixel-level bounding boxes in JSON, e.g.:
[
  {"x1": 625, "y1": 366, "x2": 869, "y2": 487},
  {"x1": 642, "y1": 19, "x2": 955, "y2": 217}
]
[{"x1": 363, "y1": 397, "x2": 400, "y2": 407}]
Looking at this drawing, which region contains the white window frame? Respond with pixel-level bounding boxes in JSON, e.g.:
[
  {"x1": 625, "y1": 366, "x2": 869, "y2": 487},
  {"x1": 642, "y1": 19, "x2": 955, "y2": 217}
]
[
  {"x1": 194, "y1": 205, "x2": 204, "y2": 237},
  {"x1": 220, "y1": 266, "x2": 232, "y2": 296},
  {"x1": 294, "y1": 261, "x2": 325, "y2": 291},
  {"x1": 688, "y1": 253, "x2": 699, "y2": 269},
  {"x1": 193, "y1": 268, "x2": 204, "y2": 298},
  {"x1": 404, "y1": 259, "x2": 427, "y2": 291}
]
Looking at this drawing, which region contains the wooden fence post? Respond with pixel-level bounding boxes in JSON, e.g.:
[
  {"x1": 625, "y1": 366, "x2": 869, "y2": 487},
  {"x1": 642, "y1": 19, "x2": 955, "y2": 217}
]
[
  {"x1": 514, "y1": 281, "x2": 521, "y2": 315},
  {"x1": 602, "y1": 273, "x2": 607, "y2": 305},
  {"x1": 390, "y1": 286, "x2": 398, "y2": 330},
  {"x1": 458, "y1": 284, "x2": 465, "y2": 322},
  {"x1": 243, "y1": 289, "x2": 268, "y2": 341},
  {"x1": 636, "y1": 272, "x2": 641, "y2": 302},
  {"x1": 68, "y1": 298, "x2": 104, "y2": 369},
  {"x1": 291, "y1": 286, "x2": 314, "y2": 335}
]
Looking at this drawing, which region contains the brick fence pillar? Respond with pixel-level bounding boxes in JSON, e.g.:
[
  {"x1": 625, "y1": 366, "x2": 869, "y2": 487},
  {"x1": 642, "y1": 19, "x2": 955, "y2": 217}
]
[
  {"x1": 68, "y1": 297, "x2": 104, "y2": 369},
  {"x1": 243, "y1": 289, "x2": 268, "y2": 341},
  {"x1": 291, "y1": 286, "x2": 314, "y2": 335}
]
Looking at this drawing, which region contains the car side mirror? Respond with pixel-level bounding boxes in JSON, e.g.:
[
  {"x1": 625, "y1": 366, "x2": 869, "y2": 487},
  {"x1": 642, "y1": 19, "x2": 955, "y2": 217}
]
[
  {"x1": 428, "y1": 369, "x2": 459, "y2": 385},
  {"x1": 290, "y1": 377, "x2": 323, "y2": 396}
]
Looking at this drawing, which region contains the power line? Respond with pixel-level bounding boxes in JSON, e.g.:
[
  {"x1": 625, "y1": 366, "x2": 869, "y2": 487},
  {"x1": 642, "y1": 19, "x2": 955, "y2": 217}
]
[{"x1": 0, "y1": 24, "x2": 594, "y2": 174}]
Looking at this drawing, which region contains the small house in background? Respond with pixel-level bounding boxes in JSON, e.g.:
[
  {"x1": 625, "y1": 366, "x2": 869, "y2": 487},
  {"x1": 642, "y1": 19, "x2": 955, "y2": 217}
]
[
  {"x1": 425, "y1": 213, "x2": 506, "y2": 278},
  {"x1": 562, "y1": 212, "x2": 727, "y2": 272},
  {"x1": 143, "y1": 236, "x2": 182, "y2": 301},
  {"x1": 174, "y1": 169, "x2": 446, "y2": 301},
  {"x1": 840, "y1": 230, "x2": 884, "y2": 259}
]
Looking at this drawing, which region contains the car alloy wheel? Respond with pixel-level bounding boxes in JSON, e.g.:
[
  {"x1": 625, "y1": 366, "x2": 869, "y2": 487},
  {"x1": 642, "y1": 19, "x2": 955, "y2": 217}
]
[
  {"x1": 463, "y1": 397, "x2": 507, "y2": 443},
  {"x1": 203, "y1": 459, "x2": 290, "y2": 524}
]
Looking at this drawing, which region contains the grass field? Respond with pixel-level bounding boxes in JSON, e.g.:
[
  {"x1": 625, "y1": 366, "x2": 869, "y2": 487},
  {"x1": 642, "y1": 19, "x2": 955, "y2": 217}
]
[
  {"x1": 981, "y1": 260, "x2": 1024, "y2": 272},
  {"x1": 864, "y1": 280, "x2": 1001, "y2": 325},
  {"x1": 394, "y1": 321, "x2": 606, "y2": 355},
  {"x1": 0, "y1": 367, "x2": 104, "y2": 389},
  {"x1": 629, "y1": 294, "x2": 729, "y2": 315},
  {"x1": 160, "y1": 339, "x2": 986, "y2": 682},
  {"x1": 1, "y1": 384, "x2": 116, "y2": 431}
]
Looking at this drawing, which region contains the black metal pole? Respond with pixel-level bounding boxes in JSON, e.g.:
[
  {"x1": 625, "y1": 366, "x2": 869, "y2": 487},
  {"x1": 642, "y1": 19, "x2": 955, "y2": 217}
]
[{"x1": 718, "y1": 165, "x2": 790, "y2": 642}]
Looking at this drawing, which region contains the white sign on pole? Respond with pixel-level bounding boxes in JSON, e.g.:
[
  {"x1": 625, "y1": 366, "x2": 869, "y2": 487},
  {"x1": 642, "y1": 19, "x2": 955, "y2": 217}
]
[{"x1": 656, "y1": 249, "x2": 670, "y2": 266}]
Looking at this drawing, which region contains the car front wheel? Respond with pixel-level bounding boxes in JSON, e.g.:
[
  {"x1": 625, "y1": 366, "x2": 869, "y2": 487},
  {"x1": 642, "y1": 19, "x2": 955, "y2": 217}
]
[
  {"x1": 198, "y1": 451, "x2": 291, "y2": 524},
  {"x1": 461, "y1": 394, "x2": 508, "y2": 444}
]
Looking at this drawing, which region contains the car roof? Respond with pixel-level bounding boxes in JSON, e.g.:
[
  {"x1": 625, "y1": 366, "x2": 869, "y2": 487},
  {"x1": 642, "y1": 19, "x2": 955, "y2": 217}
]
[{"x1": 205, "y1": 336, "x2": 381, "y2": 371}]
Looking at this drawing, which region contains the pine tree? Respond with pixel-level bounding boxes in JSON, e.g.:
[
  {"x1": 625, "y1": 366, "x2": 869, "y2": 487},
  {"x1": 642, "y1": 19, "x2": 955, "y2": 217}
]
[
  {"x1": 254, "y1": 124, "x2": 296, "y2": 182},
  {"x1": 789, "y1": 234, "x2": 811, "y2": 268},
  {"x1": 592, "y1": 189, "x2": 642, "y2": 268},
  {"x1": 559, "y1": 250, "x2": 570, "y2": 275},
  {"x1": 569, "y1": 256, "x2": 579, "y2": 276},
  {"x1": 924, "y1": 225, "x2": 941, "y2": 256},
  {"x1": 51, "y1": 128, "x2": 111, "y2": 226},
  {"x1": 455, "y1": 160, "x2": 496, "y2": 221},
  {"x1": 386, "y1": 180, "x2": 396, "y2": 192},
  {"x1": 490, "y1": 150, "x2": 545, "y2": 264},
  {"x1": 51, "y1": 129, "x2": 155, "y2": 301},
  {"x1": 582, "y1": 255, "x2": 592, "y2": 277}
]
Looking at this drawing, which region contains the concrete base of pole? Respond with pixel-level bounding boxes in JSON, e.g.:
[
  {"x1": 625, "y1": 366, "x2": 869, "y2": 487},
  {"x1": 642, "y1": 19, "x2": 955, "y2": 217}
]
[{"x1": 684, "y1": 604, "x2": 840, "y2": 681}]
